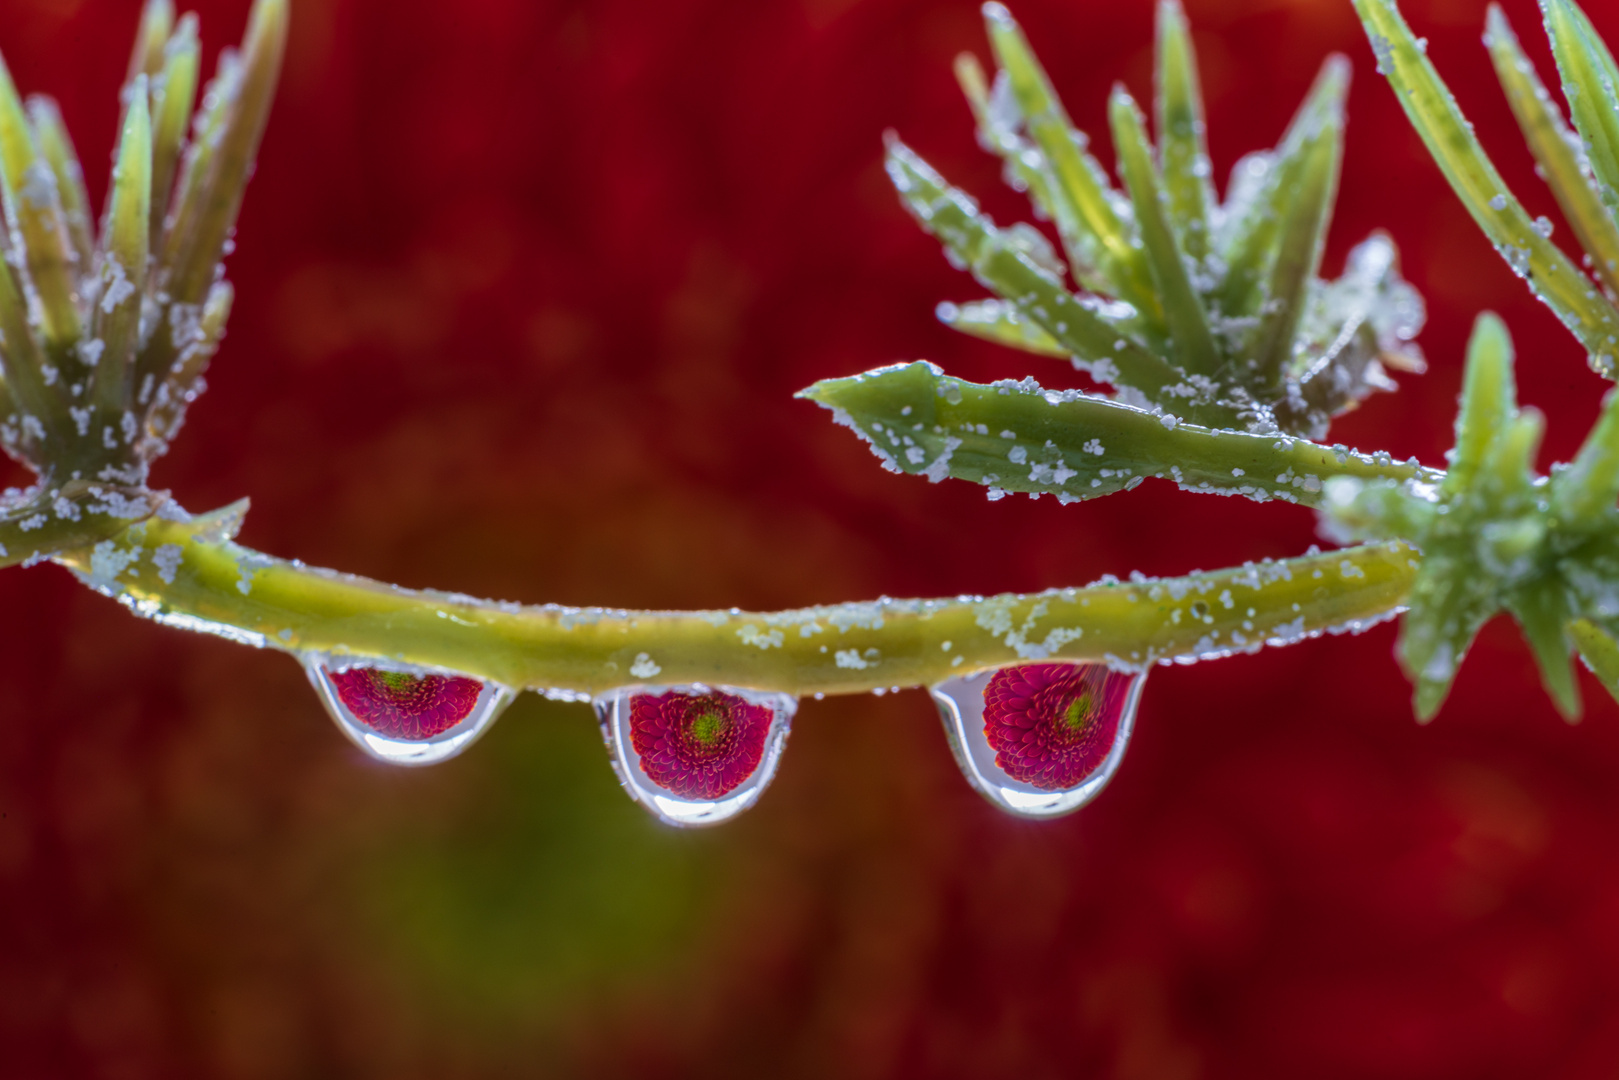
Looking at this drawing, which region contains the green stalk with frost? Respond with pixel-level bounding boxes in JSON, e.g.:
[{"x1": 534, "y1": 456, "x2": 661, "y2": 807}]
[
  {"x1": 5, "y1": 0, "x2": 1422, "y2": 703},
  {"x1": 15, "y1": 0, "x2": 1619, "y2": 813}
]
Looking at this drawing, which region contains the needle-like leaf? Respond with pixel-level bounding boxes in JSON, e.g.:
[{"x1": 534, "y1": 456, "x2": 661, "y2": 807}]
[
  {"x1": 885, "y1": 138, "x2": 1225, "y2": 419},
  {"x1": 1154, "y1": 0, "x2": 1215, "y2": 261},
  {"x1": 1445, "y1": 311, "x2": 1517, "y2": 495},
  {"x1": 936, "y1": 299, "x2": 1067, "y2": 358},
  {"x1": 1250, "y1": 67, "x2": 1344, "y2": 389},
  {"x1": 126, "y1": 0, "x2": 175, "y2": 85},
  {"x1": 140, "y1": 0, "x2": 285, "y2": 443},
  {"x1": 1109, "y1": 86, "x2": 1222, "y2": 377},
  {"x1": 150, "y1": 15, "x2": 199, "y2": 252},
  {"x1": 982, "y1": 3, "x2": 1161, "y2": 323},
  {"x1": 1212, "y1": 58, "x2": 1348, "y2": 326},
  {"x1": 1507, "y1": 582, "x2": 1581, "y2": 719},
  {"x1": 953, "y1": 52, "x2": 1109, "y2": 295},
  {"x1": 0, "y1": 249, "x2": 56, "y2": 456},
  {"x1": 1353, "y1": 0, "x2": 1619, "y2": 376},
  {"x1": 25, "y1": 97, "x2": 93, "y2": 277},
  {"x1": 1551, "y1": 387, "x2": 1619, "y2": 525},
  {"x1": 1571, "y1": 618, "x2": 1619, "y2": 705},
  {"x1": 0, "y1": 57, "x2": 80, "y2": 349},
  {"x1": 91, "y1": 80, "x2": 152, "y2": 424},
  {"x1": 165, "y1": 0, "x2": 287, "y2": 305},
  {"x1": 1401, "y1": 562, "x2": 1494, "y2": 721},
  {"x1": 1486, "y1": 3, "x2": 1619, "y2": 299},
  {"x1": 1541, "y1": 0, "x2": 1619, "y2": 224}
]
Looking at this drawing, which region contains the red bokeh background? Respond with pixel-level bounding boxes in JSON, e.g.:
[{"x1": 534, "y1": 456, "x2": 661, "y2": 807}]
[{"x1": 5, "y1": 0, "x2": 1619, "y2": 1074}]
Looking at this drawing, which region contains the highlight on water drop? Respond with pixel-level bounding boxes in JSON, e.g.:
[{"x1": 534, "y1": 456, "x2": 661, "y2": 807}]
[
  {"x1": 931, "y1": 661, "x2": 1144, "y2": 818},
  {"x1": 595, "y1": 683, "x2": 796, "y2": 827},
  {"x1": 303, "y1": 654, "x2": 516, "y2": 766}
]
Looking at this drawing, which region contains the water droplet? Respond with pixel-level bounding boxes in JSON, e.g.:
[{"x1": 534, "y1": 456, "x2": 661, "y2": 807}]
[
  {"x1": 931, "y1": 662, "x2": 1144, "y2": 818},
  {"x1": 304, "y1": 654, "x2": 515, "y2": 766},
  {"x1": 595, "y1": 683, "x2": 795, "y2": 827}
]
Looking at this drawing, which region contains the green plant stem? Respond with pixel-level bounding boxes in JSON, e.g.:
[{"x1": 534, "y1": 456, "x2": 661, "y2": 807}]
[{"x1": 54, "y1": 512, "x2": 1419, "y2": 697}]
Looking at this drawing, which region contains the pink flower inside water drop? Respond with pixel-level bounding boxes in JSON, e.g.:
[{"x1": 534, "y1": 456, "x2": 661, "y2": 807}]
[
  {"x1": 329, "y1": 667, "x2": 483, "y2": 741},
  {"x1": 982, "y1": 663, "x2": 1129, "y2": 790},
  {"x1": 629, "y1": 688, "x2": 773, "y2": 800}
]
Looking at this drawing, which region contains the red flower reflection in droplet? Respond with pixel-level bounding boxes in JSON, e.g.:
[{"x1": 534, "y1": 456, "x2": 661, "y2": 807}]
[
  {"x1": 630, "y1": 688, "x2": 773, "y2": 799},
  {"x1": 329, "y1": 667, "x2": 482, "y2": 741},
  {"x1": 982, "y1": 663, "x2": 1129, "y2": 790}
]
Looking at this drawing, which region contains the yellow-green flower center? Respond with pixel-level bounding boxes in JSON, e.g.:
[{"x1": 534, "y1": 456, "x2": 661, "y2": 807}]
[
  {"x1": 1061, "y1": 691, "x2": 1093, "y2": 733},
  {"x1": 688, "y1": 709, "x2": 730, "y2": 746}
]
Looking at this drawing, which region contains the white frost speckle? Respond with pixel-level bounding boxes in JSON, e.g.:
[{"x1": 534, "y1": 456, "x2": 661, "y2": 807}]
[
  {"x1": 151, "y1": 543, "x2": 183, "y2": 584},
  {"x1": 737, "y1": 625, "x2": 784, "y2": 650},
  {"x1": 630, "y1": 652, "x2": 662, "y2": 678},
  {"x1": 88, "y1": 539, "x2": 140, "y2": 587},
  {"x1": 101, "y1": 259, "x2": 136, "y2": 313},
  {"x1": 921, "y1": 436, "x2": 964, "y2": 483}
]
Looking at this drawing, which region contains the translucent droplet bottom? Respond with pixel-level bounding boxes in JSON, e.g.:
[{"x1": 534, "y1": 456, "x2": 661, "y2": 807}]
[
  {"x1": 931, "y1": 661, "x2": 1144, "y2": 818},
  {"x1": 595, "y1": 683, "x2": 795, "y2": 827},
  {"x1": 304, "y1": 654, "x2": 515, "y2": 766}
]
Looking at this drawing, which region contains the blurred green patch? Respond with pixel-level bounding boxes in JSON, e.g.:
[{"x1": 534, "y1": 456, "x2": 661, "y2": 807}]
[{"x1": 351, "y1": 694, "x2": 725, "y2": 1020}]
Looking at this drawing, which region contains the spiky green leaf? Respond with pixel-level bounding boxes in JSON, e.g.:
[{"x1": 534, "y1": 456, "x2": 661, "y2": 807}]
[
  {"x1": 1154, "y1": 0, "x2": 1214, "y2": 260},
  {"x1": 1446, "y1": 311, "x2": 1518, "y2": 494},
  {"x1": 1486, "y1": 3, "x2": 1619, "y2": 299},
  {"x1": 164, "y1": 0, "x2": 287, "y2": 305},
  {"x1": 884, "y1": 139, "x2": 1232, "y2": 419},
  {"x1": 1552, "y1": 387, "x2": 1619, "y2": 525},
  {"x1": 125, "y1": 0, "x2": 175, "y2": 85},
  {"x1": 1505, "y1": 584, "x2": 1581, "y2": 719},
  {"x1": 91, "y1": 80, "x2": 152, "y2": 420},
  {"x1": 0, "y1": 57, "x2": 80, "y2": 348},
  {"x1": 1251, "y1": 79, "x2": 1344, "y2": 388},
  {"x1": 1212, "y1": 58, "x2": 1348, "y2": 326},
  {"x1": 1541, "y1": 0, "x2": 1619, "y2": 225},
  {"x1": 1109, "y1": 85, "x2": 1222, "y2": 376},
  {"x1": 1571, "y1": 618, "x2": 1619, "y2": 705},
  {"x1": 25, "y1": 97, "x2": 92, "y2": 276},
  {"x1": 1353, "y1": 0, "x2": 1619, "y2": 376},
  {"x1": 150, "y1": 14, "x2": 199, "y2": 251},
  {"x1": 982, "y1": 2, "x2": 1161, "y2": 323},
  {"x1": 936, "y1": 299, "x2": 1067, "y2": 358}
]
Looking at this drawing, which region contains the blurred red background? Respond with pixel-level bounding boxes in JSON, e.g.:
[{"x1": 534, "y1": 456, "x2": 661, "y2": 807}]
[{"x1": 4, "y1": 0, "x2": 1619, "y2": 1074}]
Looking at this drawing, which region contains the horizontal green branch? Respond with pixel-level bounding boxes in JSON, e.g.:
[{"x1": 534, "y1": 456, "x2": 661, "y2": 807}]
[{"x1": 54, "y1": 507, "x2": 1419, "y2": 697}]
